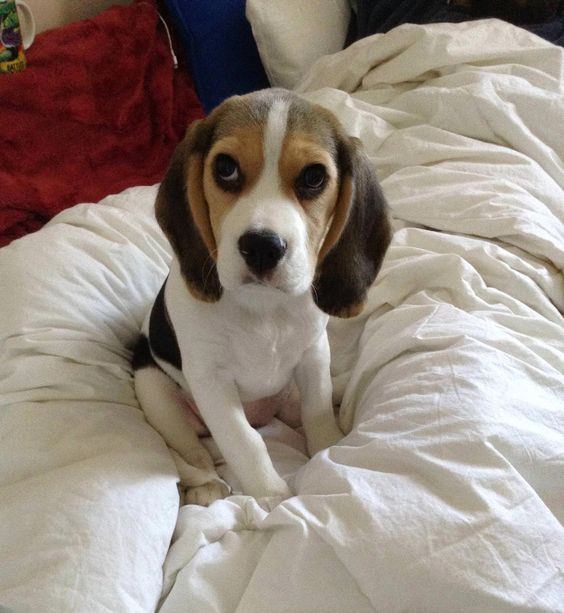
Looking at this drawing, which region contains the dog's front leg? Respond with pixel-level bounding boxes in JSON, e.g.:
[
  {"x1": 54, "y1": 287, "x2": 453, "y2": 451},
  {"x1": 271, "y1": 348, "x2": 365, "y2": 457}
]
[
  {"x1": 188, "y1": 374, "x2": 292, "y2": 500},
  {"x1": 295, "y1": 332, "x2": 343, "y2": 456}
]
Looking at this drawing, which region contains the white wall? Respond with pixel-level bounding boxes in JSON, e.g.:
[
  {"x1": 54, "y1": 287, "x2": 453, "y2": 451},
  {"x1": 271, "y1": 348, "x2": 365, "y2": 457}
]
[{"x1": 26, "y1": 0, "x2": 132, "y2": 34}]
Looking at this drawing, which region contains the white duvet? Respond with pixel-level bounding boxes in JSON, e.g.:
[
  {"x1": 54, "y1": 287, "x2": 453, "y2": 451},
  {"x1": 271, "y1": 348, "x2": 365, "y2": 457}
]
[{"x1": 1, "y1": 19, "x2": 563, "y2": 613}]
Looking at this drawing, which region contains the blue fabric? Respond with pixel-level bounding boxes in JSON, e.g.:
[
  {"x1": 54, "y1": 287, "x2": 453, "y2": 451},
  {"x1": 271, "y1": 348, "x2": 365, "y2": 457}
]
[{"x1": 165, "y1": 0, "x2": 270, "y2": 113}]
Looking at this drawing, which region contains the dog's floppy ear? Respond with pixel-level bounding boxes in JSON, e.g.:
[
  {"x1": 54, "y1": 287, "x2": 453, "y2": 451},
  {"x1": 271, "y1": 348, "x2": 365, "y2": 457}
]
[
  {"x1": 155, "y1": 118, "x2": 222, "y2": 302},
  {"x1": 314, "y1": 136, "x2": 392, "y2": 318}
]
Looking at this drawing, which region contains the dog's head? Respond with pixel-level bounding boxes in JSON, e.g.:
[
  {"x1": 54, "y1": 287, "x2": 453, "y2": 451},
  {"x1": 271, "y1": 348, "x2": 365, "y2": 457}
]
[{"x1": 156, "y1": 89, "x2": 391, "y2": 317}]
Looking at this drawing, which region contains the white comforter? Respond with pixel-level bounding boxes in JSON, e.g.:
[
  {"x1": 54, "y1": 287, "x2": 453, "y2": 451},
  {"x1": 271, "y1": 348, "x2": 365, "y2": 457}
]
[{"x1": 1, "y1": 19, "x2": 563, "y2": 613}]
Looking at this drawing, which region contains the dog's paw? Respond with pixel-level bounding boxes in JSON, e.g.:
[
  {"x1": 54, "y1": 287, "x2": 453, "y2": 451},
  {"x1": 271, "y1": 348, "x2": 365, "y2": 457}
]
[
  {"x1": 256, "y1": 494, "x2": 290, "y2": 512},
  {"x1": 249, "y1": 477, "x2": 292, "y2": 501},
  {"x1": 306, "y1": 422, "x2": 343, "y2": 456},
  {"x1": 253, "y1": 479, "x2": 293, "y2": 512},
  {"x1": 184, "y1": 479, "x2": 231, "y2": 507}
]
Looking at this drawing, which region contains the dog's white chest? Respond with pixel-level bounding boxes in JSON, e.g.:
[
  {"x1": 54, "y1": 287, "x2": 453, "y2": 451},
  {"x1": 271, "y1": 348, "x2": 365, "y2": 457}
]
[
  {"x1": 166, "y1": 265, "x2": 327, "y2": 402},
  {"x1": 223, "y1": 304, "x2": 315, "y2": 400}
]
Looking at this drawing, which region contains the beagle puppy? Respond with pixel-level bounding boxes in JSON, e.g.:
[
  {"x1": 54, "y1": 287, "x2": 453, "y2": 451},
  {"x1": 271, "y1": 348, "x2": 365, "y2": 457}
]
[{"x1": 133, "y1": 89, "x2": 391, "y2": 506}]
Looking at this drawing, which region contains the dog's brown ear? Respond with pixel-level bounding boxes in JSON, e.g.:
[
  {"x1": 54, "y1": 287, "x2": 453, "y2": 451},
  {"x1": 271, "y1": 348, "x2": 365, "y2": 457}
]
[
  {"x1": 314, "y1": 136, "x2": 392, "y2": 318},
  {"x1": 156, "y1": 119, "x2": 222, "y2": 302}
]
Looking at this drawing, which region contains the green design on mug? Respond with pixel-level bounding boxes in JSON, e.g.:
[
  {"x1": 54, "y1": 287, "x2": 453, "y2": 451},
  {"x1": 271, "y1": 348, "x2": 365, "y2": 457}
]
[{"x1": 0, "y1": 0, "x2": 26, "y2": 72}]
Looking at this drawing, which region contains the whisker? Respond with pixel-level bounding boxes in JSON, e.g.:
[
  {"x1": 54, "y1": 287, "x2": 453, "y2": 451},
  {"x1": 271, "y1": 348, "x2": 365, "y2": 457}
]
[
  {"x1": 310, "y1": 281, "x2": 319, "y2": 302},
  {"x1": 202, "y1": 249, "x2": 218, "y2": 293}
]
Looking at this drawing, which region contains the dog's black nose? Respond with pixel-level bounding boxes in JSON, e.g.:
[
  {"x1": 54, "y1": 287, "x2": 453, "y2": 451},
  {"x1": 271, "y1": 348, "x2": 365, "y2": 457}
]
[{"x1": 238, "y1": 230, "x2": 287, "y2": 275}]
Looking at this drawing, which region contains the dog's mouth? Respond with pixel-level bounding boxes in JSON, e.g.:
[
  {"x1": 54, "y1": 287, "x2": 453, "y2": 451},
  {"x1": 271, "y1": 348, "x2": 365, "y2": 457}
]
[
  {"x1": 241, "y1": 270, "x2": 294, "y2": 295},
  {"x1": 242, "y1": 272, "x2": 277, "y2": 288}
]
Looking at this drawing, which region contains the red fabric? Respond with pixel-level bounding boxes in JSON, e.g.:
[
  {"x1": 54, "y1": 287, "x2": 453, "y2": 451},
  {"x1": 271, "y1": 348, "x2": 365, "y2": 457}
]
[{"x1": 0, "y1": 0, "x2": 204, "y2": 246}]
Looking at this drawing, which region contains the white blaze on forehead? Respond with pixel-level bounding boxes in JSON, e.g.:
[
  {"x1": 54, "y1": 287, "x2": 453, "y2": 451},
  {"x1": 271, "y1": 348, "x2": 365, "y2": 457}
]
[
  {"x1": 216, "y1": 96, "x2": 314, "y2": 295},
  {"x1": 262, "y1": 99, "x2": 290, "y2": 182}
]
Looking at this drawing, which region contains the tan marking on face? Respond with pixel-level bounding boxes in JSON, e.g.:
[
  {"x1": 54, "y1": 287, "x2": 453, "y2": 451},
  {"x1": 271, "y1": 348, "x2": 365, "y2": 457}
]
[
  {"x1": 201, "y1": 125, "x2": 265, "y2": 242},
  {"x1": 185, "y1": 152, "x2": 216, "y2": 257},
  {"x1": 278, "y1": 131, "x2": 340, "y2": 263},
  {"x1": 318, "y1": 174, "x2": 353, "y2": 262}
]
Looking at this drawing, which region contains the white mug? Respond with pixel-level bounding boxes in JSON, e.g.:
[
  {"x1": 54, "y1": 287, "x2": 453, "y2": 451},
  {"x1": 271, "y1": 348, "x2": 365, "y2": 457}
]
[
  {"x1": 15, "y1": 0, "x2": 35, "y2": 49},
  {"x1": 0, "y1": 0, "x2": 35, "y2": 48},
  {"x1": 0, "y1": 0, "x2": 35, "y2": 72}
]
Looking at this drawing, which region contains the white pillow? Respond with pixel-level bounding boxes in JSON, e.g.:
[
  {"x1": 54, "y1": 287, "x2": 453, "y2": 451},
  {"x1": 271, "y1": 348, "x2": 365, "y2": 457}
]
[{"x1": 246, "y1": 0, "x2": 350, "y2": 90}]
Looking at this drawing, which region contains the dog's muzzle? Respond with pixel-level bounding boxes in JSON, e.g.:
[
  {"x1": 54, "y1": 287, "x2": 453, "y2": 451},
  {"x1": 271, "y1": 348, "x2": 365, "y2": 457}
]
[{"x1": 238, "y1": 230, "x2": 287, "y2": 276}]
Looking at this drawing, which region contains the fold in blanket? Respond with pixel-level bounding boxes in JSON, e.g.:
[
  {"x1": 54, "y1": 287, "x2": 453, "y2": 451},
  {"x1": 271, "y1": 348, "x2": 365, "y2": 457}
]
[{"x1": 0, "y1": 1, "x2": 203, "y2": 247}]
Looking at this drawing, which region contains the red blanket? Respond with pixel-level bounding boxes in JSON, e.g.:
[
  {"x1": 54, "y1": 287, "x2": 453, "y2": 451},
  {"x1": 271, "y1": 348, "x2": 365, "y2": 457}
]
[{"x1": 0, "y1": 1, "x2": 203, "y2": 246}]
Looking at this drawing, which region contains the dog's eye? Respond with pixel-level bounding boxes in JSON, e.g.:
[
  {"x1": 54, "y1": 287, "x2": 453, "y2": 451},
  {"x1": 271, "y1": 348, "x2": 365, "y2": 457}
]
[
  {"x1": 214, "y1": 154, "x2": 241, "y2": 187},
  {"x1": 296, "y1": 164, "x2": 327, "y2": 198},
  {"x1": 303, "y1": 165, "x2": 326, "y2": 189}
]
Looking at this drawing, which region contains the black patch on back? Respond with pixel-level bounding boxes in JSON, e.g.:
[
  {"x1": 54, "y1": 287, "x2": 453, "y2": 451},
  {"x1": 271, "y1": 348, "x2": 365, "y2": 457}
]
[
  {"x1": 132, "y1": 335, "x2": 156, "y2": 371},
  {"x1": 148, "y1": 280, "x2": 182, "y2": 370}
]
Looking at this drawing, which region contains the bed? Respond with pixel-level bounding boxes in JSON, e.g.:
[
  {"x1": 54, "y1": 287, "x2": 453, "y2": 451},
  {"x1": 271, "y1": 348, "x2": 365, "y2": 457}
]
[{"x1": 1, "y1": 6, "x2": 563, "y2": 613}]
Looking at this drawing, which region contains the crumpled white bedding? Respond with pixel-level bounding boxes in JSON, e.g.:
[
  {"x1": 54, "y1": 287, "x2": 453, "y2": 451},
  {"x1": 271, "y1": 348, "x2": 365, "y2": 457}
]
[{"x1": 1, "y1": 18, "x2": 563, "y2": 613}]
